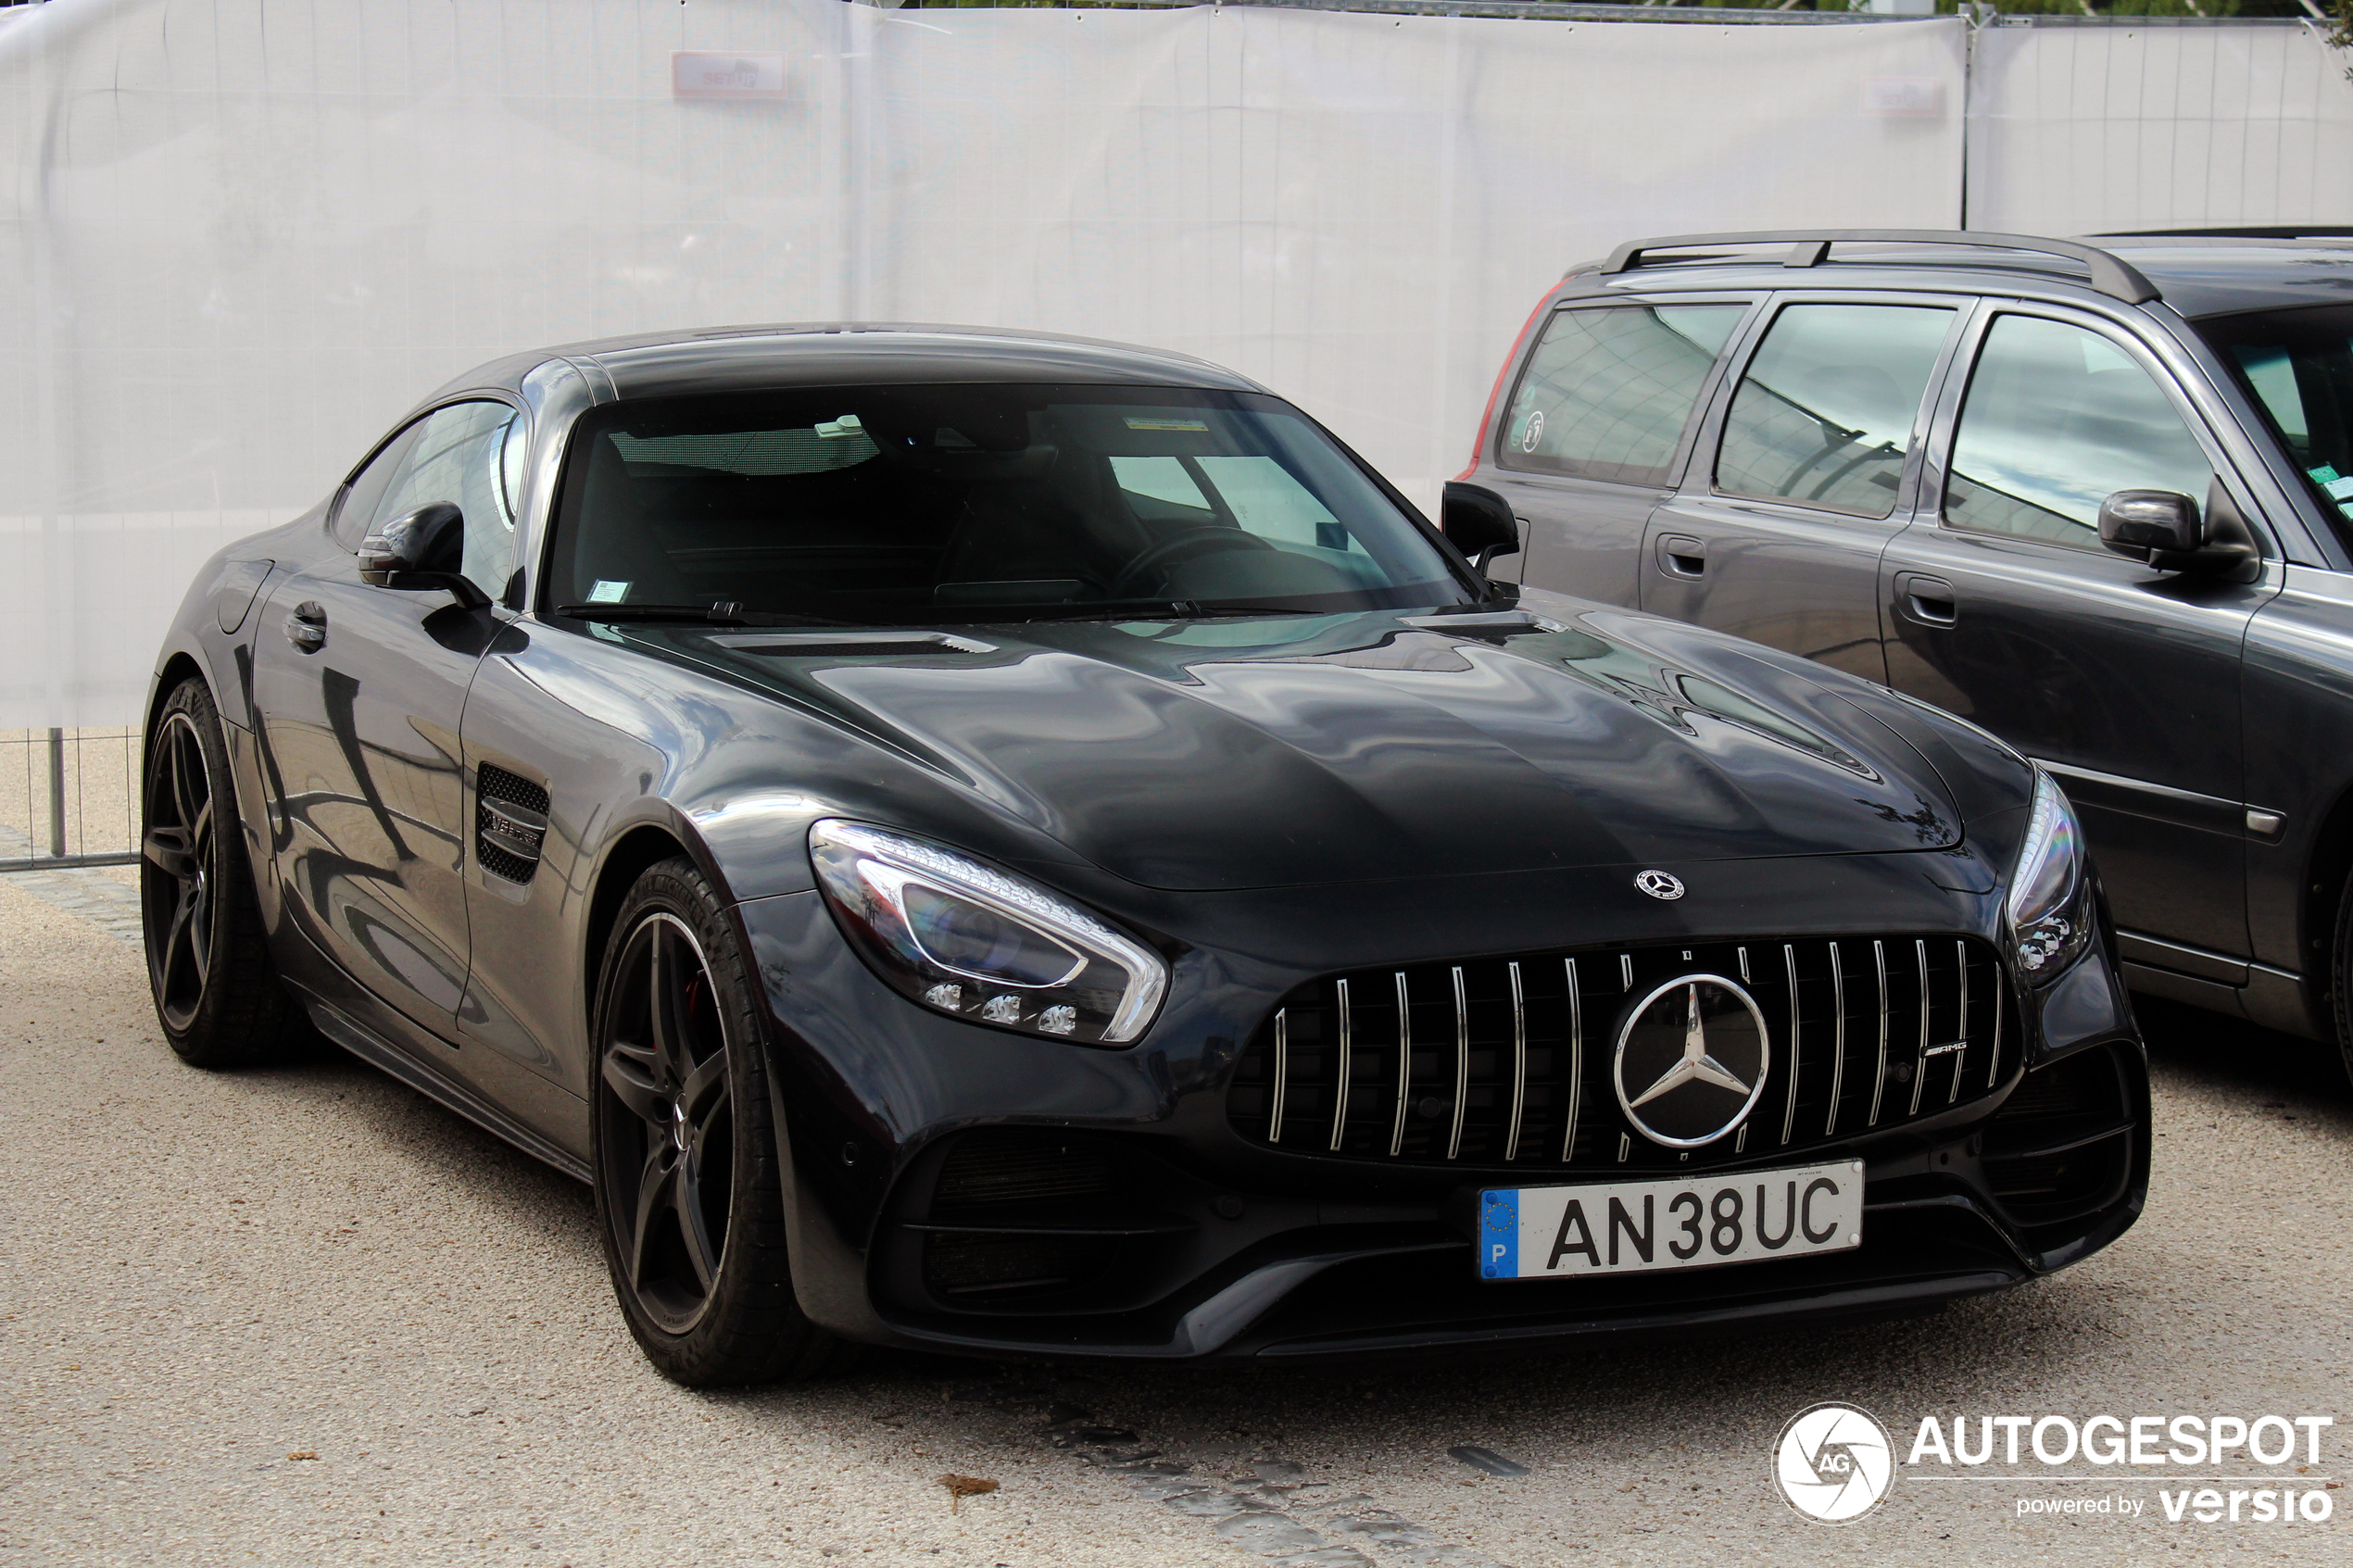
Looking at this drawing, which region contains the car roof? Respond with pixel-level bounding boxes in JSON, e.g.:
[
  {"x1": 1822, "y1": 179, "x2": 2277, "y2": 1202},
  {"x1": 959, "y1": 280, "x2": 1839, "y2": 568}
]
[
  {"x1": 1560, "y1": 231, "x2": 2353, "y2": 320},
  {"x1": 432, "y1": 322, "x2": 1266, "y2": 405}
]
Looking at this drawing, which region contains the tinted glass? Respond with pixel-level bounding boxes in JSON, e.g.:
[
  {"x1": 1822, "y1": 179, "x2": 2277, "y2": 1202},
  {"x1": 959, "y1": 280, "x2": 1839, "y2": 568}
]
[
  {"x1": 1497, "y1": 305, "x2": 1744, "y2": 484},
  {"x1": 546, "y1": 385, "x2": 1473, "y2": 624},
  {"x1": 1714, "y1": 304, "x2": 1954, "y2": 518},
  {"x1": 332, "y1": 422, "x2": 422, "y2": 548},
  {"x1": 2195, "y1": 303, "x2": 2353, "y2": 524},
  {"x1": 1945, "y1": 316, "x2": 2213, "y2": 549}
]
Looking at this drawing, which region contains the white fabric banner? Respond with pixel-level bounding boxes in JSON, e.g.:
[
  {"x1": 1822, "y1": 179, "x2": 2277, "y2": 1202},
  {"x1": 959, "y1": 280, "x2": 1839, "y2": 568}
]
[
  {"x1": 24, "y1": 0, "x2": 2253, "y2": 726},
  {"x1": 1966, "y1": 21, "x2": 2353, "y2": 235}
]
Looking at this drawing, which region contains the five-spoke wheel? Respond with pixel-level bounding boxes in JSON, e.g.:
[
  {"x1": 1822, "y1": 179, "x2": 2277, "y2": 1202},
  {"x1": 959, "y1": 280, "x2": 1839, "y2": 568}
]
[
  {"x1": 589, "y1": 857, "x2": 844, "y2": 1385},
  {"x1": 142, "y1": 709, "x2": 217, "y2": 1034},
  {"x1": 597, "y1": 911, "x2": 736, "y2": 1334},
  {"x1": 139, "y1": 677, "x2": 308, "y2": 1066}
]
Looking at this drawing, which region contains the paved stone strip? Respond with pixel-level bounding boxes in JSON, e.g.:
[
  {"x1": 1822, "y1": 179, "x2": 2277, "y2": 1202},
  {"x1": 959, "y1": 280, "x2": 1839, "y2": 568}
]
[
  {"x1": 0, "y1": 863, "x2": 145, "y2": 948},
  {"x1": 966, "y1": 1381, "x2": 1515, "y2": 1568}
]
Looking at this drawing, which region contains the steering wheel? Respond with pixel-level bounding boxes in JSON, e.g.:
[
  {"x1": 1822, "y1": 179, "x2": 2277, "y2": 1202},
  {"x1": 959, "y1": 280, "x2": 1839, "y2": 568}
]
[{"x1": 1110, "y1": 527, "x2": 1275, "y2": 599}]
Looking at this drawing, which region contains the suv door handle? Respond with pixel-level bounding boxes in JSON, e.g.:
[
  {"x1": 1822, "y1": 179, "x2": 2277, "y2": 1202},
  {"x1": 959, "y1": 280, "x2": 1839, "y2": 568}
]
[
  {"x1": 1655, "y1": 534, "x2": 1706, "y2": 580},
  {"x1": 1894, "y1": 572, "x2": 1957, "y2": 628},
  {"x1": 283, "y1": 600, "x2": 327, "y2": 653}
]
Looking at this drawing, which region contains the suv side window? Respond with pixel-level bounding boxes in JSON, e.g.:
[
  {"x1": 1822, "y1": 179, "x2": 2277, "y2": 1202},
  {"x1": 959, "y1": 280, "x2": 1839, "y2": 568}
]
[
  {"x1": 367, "y1": 400, "x2": 527, "y2": 598},
  {"x1": 1714, "y1": 303, "x2": 1954, "y2": 518},
  {"x1": 1496, "y1": 304, "x2": 1745, "y2": 484},
  {"x1": 1943, "y1": 315, "x2": 2215, "y2": 550}
]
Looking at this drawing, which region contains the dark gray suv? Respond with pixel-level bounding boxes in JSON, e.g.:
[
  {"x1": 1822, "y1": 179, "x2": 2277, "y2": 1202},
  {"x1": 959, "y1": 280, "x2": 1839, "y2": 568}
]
[{"x1": 1448, "y1": 229, "x2": 2353, "y2": 1078}]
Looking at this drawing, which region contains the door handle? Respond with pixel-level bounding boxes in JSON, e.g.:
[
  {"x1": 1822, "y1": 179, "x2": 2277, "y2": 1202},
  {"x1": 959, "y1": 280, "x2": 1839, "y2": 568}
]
[
  {"x1": 1894, "y1": 572, "x2": 1957, "y2": 628},
  {"x1": 283, "y1": 600, "x2": 327, "y2": 653},
  {"x1": 1655, "y1": 533, "x2": 1706, "y2": 580}
]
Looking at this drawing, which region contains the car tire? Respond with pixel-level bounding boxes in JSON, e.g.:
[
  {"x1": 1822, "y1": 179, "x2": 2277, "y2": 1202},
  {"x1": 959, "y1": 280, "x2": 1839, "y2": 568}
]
[
  {"x1": 2332, "y1": 875, "x2": 2353, "y2": 1090},
  {"x1": 589, "y1": 856, "x2": 848, "y2": 1386},
  {"x1": 140, "y1": 676, "x2": 314, "y2": 1068}
]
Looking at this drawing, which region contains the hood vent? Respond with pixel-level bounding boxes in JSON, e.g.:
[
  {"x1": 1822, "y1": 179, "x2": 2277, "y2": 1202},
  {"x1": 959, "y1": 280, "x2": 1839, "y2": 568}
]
[{"x1": 476, "y1": 763, "x2": 550, "y2": 884}]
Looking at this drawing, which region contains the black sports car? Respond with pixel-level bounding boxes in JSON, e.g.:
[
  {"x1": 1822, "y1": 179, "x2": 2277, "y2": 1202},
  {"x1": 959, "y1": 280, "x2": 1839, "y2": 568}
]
[{"x1": 145, "y1": 324, "x2": 2146, "y2": 1384}]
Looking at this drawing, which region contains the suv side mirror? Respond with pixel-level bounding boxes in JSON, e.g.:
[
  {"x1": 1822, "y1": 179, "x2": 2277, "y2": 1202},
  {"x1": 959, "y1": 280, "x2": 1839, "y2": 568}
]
[
  {"x1": 2096, "y1": 486, "x2": 2259, "y2": 577},
  {"x1": 1441, "y1": 483, "x2": 1521, "y2": 574},
  {"x1": 2096, "y1": 490, "x2": 2202, "y2": 558},
  {"x1": 359, "y1": 502, "x2": 489, "y2": 608}
]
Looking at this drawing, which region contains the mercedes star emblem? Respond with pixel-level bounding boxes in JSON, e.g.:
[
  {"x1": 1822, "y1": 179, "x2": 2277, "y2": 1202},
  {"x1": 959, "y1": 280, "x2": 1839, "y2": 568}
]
[
  {"x1": 1634, "y1": 869, "x2": 1685, "y2": 900},
  {"x1": 1612, "y1": 973, "x2": 1770, "y2": 1148}
]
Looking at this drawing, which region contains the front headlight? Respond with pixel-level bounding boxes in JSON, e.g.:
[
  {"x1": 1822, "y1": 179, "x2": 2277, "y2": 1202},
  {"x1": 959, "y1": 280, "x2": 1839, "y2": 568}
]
[
  {"x1": 2007, "y1": 771, "x2": 2092, "y2": 982},
  {"x1": 809, "y1": 820, "x2": 1168, "y2": 1045}
]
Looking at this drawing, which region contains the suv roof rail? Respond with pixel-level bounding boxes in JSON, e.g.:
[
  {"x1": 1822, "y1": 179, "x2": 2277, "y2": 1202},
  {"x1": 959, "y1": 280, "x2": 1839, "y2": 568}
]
[
  {"x1": 1591, "y1": 230, "x2": 2160, "y2": 306},
  {"x1": 2095, "y1": 226, "x2": 2353, "y2": 242}
]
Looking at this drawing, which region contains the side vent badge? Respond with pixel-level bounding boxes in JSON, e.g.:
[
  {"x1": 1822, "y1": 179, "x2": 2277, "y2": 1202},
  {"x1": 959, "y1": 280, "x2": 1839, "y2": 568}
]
[{"x1": 476, "y1": 763, "x2": 550, "y2": 884}]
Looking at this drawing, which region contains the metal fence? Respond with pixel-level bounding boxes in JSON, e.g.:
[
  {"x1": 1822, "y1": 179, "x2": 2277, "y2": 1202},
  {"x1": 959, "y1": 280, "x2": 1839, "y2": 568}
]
[{"x1": 2, "y1": 729, "x2": 141, "y2": 872}]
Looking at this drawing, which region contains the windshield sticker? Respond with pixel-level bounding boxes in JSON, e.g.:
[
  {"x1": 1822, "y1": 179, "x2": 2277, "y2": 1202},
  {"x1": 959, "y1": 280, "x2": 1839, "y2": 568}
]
[
  {"x1": 586, "y1": 579, "x2": 631, "y2": 603},
  {"x1": 2309, "y1": 464, "x2": 2353, "y2": 502},
  {"x1": 1125, "y1": 417, "x2": 1210, "y2": 432}
]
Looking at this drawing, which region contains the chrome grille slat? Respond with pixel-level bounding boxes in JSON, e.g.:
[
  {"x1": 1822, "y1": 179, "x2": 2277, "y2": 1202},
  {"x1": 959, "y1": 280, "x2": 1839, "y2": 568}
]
[
  {"x1": 1561, "y1": 957, "x2": 1583, "y2": 1163},
  {"x1": 1387, "y1": 971, "x2": 1411, "y2": 1158},
  {"x1": 1328, "y1": 978, "x2": 1353, "y2": 1153},
  {"x1": 1237, "y1": 934, "x2": 2010, "y2": 1173},
  {"x1": 1867, "y1": 939, "x2": 1890, "y2": 1128},
  {"x1": 1825, "y1": 942, "x2": 1847, "y2": 1137},
  {"x1": 1779, "y1": 943, "x2": 1800, "y2": 1146},
  {"x1": 1504, "y1": 961, "x2": 1528, "y2": 1161},
  {"x1": 1908, "y1": 938, "x2": 1931, "y2": 1117},
  {"x1": 1952, "y1": 938, "x2": 1969, "y2": 1106},
  {"x1": 1446, "y1": 966, "x2": 1469, "y2": 1160},
  {"x1": 1269, "y1": 1008, "x2": 1289, "y2": 1144}
]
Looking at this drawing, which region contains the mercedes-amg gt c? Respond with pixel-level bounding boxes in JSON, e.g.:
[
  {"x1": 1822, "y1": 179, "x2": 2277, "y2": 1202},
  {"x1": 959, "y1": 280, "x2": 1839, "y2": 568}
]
[{"x1": 144, "y1": 324, "x2": 2145, "y2": 1384}]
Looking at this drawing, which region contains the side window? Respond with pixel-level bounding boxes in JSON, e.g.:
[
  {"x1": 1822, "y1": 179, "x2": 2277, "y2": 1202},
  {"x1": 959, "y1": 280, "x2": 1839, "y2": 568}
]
[
  {"x1": 1497, "y1": 304, "x2": 1745, "y2": 484},
  {"x1": 1944, "y1": 316, "x2": 2214, "y2": 550},
  {"x1": 1714, "y1": 303, "x2": 1955, "y2": 518},
  {"x1": 330, "y1": 423, "x2": 422, "y2": 549},
  {"x1": 368, "y1": 401, "x2": 527, "y2": 597}
]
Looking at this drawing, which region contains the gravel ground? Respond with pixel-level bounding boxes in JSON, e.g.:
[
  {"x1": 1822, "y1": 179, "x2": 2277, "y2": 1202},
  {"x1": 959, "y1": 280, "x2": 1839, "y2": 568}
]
[{"x1": 3, "y1": 868, "x2": 2347, "y2": 1568}]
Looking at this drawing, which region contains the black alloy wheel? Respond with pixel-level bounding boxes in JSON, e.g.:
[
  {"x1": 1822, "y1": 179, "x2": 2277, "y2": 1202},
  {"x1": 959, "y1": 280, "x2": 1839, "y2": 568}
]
[
  {"x1": 589, "y1": 858, "x2": 845, "y2": 1385},
  {"x1": 139, "y1": 677, "x2": 309, "y2": 1066}
]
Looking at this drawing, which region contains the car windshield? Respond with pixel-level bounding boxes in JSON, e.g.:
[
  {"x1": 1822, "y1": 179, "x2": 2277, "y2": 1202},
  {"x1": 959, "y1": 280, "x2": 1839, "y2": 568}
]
[
  {"x1": 2196, "y1": 304, "x2": 2353, "y2": 526},
  {"x1": 545, "y1": 383, "x2": 1475, "y2": 624}
]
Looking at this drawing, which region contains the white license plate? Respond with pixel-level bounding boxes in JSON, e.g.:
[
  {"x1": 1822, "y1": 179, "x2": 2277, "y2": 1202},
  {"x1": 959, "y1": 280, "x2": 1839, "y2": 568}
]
[{"x1": 1478, "y1": 1159, "x2": 1864, "y2": 1281}]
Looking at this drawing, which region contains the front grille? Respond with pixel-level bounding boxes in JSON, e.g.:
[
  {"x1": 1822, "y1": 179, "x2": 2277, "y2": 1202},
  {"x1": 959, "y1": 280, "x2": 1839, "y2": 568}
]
[{"x1": 1226, "y1": 935, "x2": 2013, "y2": 1173}]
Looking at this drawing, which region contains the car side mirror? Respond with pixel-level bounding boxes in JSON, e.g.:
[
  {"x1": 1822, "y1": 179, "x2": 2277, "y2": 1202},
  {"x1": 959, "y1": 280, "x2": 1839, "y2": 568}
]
[
  {"x1": 2096, "y1": 490, "x2": 2202, "y2": 558},
  {"x1": 2096, "y1": 486, "x2": 2259, "y2": 578},
  {"x1": 1441, "y1": 483, "x2": 1522, "y2": 574},
  {"x1": 359, "y1": 502, "x2": 489, "y2": 608}
]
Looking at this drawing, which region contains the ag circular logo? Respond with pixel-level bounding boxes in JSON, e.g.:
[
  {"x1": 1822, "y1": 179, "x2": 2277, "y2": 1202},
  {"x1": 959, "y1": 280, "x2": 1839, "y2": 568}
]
[
  {"x1": 1611, "y1": 974, "x2": 1768, "y2": 1148},
  {"x1": 1518, "y1": 408, "x2": 1544, "y2": 452},
  {"x1": 1773, "y1": 1402, "x2": 1894, "y2": 1524},
  {"x1": 1634, "y1": 869, "x2": 1684, "y2": 900}
]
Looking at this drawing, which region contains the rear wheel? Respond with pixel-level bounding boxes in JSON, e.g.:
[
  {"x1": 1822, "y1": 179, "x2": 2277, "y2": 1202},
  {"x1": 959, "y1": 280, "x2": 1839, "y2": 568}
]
[
  {"x1": 140, "y1": 677, "x2": 310, "y2": 1067},
  {"x1": 589, "y1": 857, "x2": 846, "y2": 1386}
]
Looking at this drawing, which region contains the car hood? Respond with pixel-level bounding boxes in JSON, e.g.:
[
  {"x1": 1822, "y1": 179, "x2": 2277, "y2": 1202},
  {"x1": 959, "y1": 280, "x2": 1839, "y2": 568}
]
[{"x1": 644, "y1": 603, "x2": 1962, "y2": 892}]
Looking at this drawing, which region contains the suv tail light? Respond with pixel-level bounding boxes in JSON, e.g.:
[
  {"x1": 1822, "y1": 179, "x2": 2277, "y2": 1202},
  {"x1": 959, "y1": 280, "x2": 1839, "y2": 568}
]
[{"x1": 1456, "y1": 287, "x2": 1558, "y2": 481}]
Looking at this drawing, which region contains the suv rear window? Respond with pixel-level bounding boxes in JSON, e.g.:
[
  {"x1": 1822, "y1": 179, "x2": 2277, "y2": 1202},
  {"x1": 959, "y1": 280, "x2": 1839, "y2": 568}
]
[{"x1": 1495, "y1": 305, "x2": 1744, "y2": 484}]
